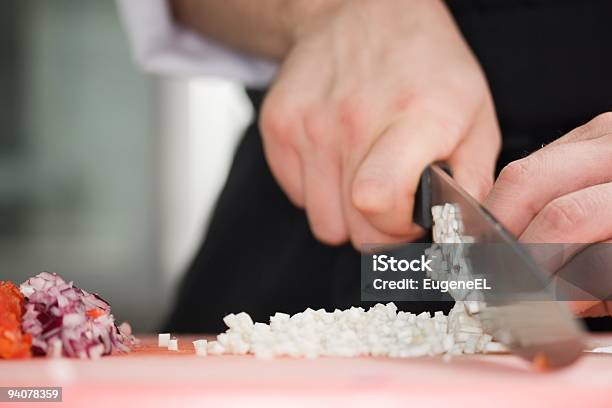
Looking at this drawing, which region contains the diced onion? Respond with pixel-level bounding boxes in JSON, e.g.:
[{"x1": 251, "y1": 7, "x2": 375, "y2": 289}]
[{"x1": 20, "y1": 272, "x2": 136, "y2": 359}]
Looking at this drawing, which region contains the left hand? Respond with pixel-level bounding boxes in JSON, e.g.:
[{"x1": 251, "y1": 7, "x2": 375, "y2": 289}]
[
  {"x1": 260, "y1": 0, "x2": 501, "y2": 248},
  {"x1": 484, "y1": 113, "x2": 612, "y2": 317}
]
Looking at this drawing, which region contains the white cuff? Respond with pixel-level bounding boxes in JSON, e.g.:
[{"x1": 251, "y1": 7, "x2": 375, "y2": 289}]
[{"x1": 115, "y1": 0, "x2": 278, "y2": 88}]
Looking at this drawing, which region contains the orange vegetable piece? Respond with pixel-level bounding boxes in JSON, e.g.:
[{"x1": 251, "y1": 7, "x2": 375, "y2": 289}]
[
  {"x1": 532, "y1": 352, "x2": 550, "y2": 372},
  {"x1": 0, "y1": 281, "x2": 32, "y2": 359},
  {"x1": 87, "y1": 308, "x2": 106, "y2": 319}
]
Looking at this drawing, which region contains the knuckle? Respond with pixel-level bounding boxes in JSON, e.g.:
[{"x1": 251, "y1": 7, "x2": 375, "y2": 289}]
[
  {"x1": 576, "y1": 111, "x2": 612, "y2": 139},
  {"x1": 259, "y1": 107, "x2": 286, "y2": 139},
  {"x1": 392, "y1": 90, "x2": 415, "y2": 113},
  {"x1": 336, "y1": 96, "x2": 370, "y2": 144},
  {"x1": 497, "y1": 158, "x2": 533, "y2": 186},
  {"x1": 589, "y1": 111, "x2": 612, "y2": 129},
  {"x1": 446, "y1": 71, "x2": 488, "y2": 103},
  {"x1": 495, "y1": 158, "x2": 544, "y2": 221},
  {"x1": 337, "y1": 97, "x2": 361, "y2": 124},
  {"x1": 413, "y1": 94, "x2": 470, "y2": 140},
  {"x1": 260, "y1": 94, "x2": 301, "y2": 140},
  {"x1": 302, "y1": 109, "x2": 328, "y2": 148},
  {"x1": 471, "y1": 171, "x2": 495, "y2": 201},
  {"x1": 438, "y1": 113, "x2": 468, "y2": 144},
  {"x1": 351, "y1": 176, "x2": 393, "y2": 214},
  {"x1": 539, "y1": 195, "x2": 587, "y2": 234}
]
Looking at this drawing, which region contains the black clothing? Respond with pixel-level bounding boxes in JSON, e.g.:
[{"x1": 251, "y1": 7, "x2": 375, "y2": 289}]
[{"x1": 166, "y1": 0, "x2": 612, "y2": 333}]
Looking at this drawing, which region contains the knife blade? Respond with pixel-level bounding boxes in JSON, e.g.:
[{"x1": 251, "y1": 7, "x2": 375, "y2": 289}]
[{"x1": 416, "y1": 164, "x2": 585, "y2": 369}]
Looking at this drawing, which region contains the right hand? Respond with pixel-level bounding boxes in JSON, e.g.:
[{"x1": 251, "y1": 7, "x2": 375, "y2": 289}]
[
  {"x1": 261, "y1": 0, "x2": 501, "y2": 248},
  {"x1": 485, "y1": 113, "x2": 612, "y2": 317}
]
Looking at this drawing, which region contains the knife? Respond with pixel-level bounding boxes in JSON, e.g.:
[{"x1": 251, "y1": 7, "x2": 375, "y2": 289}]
[{"x1": 414, "y1": 164, "x2": 586, "y2": 369}]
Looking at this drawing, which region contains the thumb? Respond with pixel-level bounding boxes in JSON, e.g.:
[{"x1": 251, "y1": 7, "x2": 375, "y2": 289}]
[{"x1": 351, "y1": 109, "x2": 464, "y2": 237}]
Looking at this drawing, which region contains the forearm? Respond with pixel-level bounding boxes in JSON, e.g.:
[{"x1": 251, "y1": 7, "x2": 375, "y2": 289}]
[{"x1": 170, "y1": 0, "x2": 340, "y2": 60}]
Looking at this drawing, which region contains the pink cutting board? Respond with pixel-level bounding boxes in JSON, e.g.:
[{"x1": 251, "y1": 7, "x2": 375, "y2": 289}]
[{"x1": 1, "y1": 335, "x2": 611, "y2": 407}]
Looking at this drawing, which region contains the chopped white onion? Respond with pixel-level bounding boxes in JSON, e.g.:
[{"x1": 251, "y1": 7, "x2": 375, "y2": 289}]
[
  {"x1": 158, "y1": 333, "x2": 171, "y2": 347},
  {"x1": 167, "y1": 338, "x2": 178, "y2": 351},
  {"x1": 206, "y1": 341, "x2": 225, "y2": 355},
  {"x1": 202, "y1": 204, "x2": 504, "y2": 359},
  {"x1": 193, "y1": 339, "x2": 208, "y2": 356},
  {"x1": 206, "y1": 301, "x2": 503, "y2": 359}
]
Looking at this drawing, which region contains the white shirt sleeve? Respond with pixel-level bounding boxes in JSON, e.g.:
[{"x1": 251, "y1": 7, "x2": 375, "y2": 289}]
[{"x1": 116, "y1": 0, "x2": 278, "y2": 88}]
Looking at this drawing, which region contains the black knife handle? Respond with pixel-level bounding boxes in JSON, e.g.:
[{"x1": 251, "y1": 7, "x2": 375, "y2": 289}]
[{"x1": 413, "y1": 163, "x2": 452, "y2": 229}]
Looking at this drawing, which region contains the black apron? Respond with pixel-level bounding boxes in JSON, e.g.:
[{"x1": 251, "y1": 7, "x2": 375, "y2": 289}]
[{"x1": 165, "y1": 0, "x2": 612, "y2": 333}]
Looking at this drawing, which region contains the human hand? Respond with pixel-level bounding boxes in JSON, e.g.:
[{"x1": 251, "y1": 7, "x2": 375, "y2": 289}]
[
  {"x1": 260, "y1": 0, "x2": 500, "y2": 248},
  {"x1": 485, "y1": 113, "x2": 612, "y2": 317}
]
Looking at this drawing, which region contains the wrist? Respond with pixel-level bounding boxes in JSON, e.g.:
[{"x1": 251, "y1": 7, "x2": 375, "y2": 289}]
[{"x1": 280, "y1": 0, "x2": 345, "y2": 48}]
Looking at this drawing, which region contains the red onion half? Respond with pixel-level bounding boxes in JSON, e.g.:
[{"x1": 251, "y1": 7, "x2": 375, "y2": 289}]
[{"x1": 20, "y1": 272, "x2": 137, "y2": 359}]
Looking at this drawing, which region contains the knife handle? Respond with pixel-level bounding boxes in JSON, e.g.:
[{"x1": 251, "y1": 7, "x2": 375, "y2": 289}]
[{"x1": 413, "y1": 163, "x2": 452, "y2": 229}]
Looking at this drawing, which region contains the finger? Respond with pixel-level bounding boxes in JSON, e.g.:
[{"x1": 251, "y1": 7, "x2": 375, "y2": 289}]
[
  {"x1": 484, "y1": 136, "x2": 612, "y2": 237},
  {"x1": 550, "y1": 239, "x2": 612, "y2": 318},
  {"x1": 448, "y1": 100, "x2": 501, "y2": 202},
  {"x1": 519, "y1": 182, "x2": 612, "y2": 243},
  {"x1": 302, "y1": 155, "x2": 349, "y2": 245},
  {"x1": 547, "y1": 112, "x2": 612, "y2": 147},
  {"x1": 300, "y1": 110, "x2": 349, "y2": 244},
  {"x1": 336, "y1": 111, "x2": 423, "y2": 248},
  {"x1": 260, "y1": 131, "x2": 305, "y2": 207},
  {"x1": 259, "y1": 49, "x2": 329, "y2": 207},
  {"x1": 330, "y1": 94, "x2": 424, "y2": 249},
  {"x1": 342, "y1": 161, "x2": 420, "y2": 249},
  {"x1": 351, "y1": 103, "x2": 470, "y2": 236}
]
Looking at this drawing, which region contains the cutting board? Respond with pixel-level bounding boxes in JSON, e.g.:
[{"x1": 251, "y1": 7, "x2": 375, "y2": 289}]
[{"x1": 1, "y1": 335, "x2": 611, "y2": 407}]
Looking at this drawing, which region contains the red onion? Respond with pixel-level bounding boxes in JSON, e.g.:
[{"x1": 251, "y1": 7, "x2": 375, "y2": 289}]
[{"x1": 20, "y1": 272, "x2": 137, "y2": 359}]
